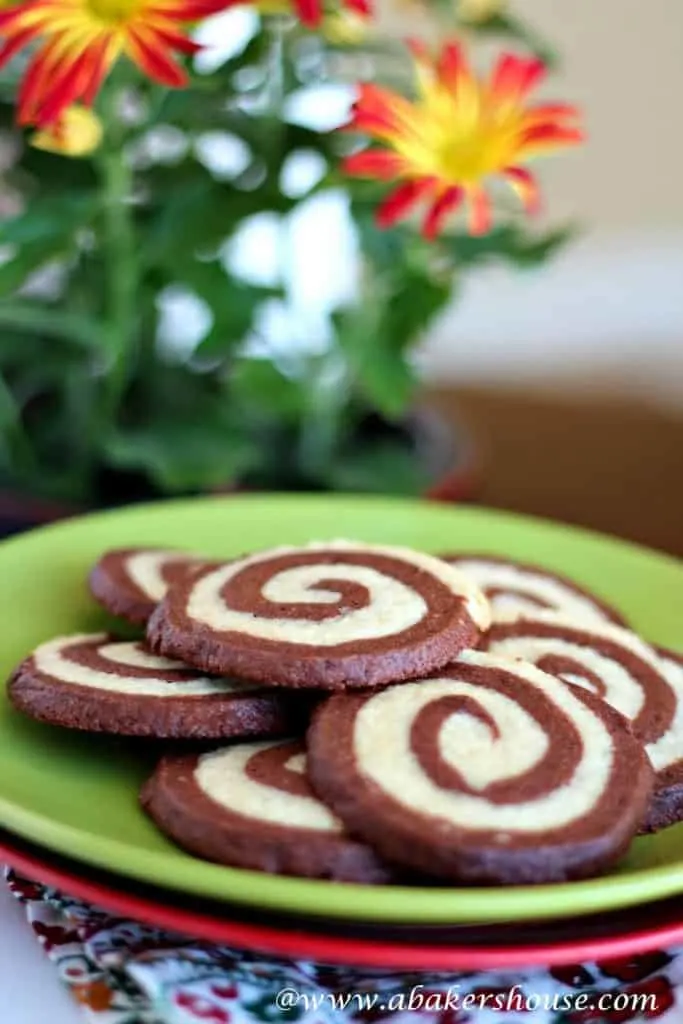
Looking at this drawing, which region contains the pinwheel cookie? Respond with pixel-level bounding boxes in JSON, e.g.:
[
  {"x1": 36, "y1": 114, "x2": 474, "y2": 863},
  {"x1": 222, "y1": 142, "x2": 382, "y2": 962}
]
[
  {"x1": 90, "y1": 547, "x2": 205, "y2": 625},
  {"x1": 147, "y1": 541, "x2": 490, "y2": 690},
  {"x1": 483, "y1": 612, "x2": 683, "y2": 832},
  {"x1": 8, "y1": 633, "x2": 304, "y2": 739},
  {"x1": 441, "y1": 554, "x2": 626, "y2": 625},
  {"x1": 141, "y1": 738, "x2": 394, "y2": 882},
  {"x1": 307, "y1": 651, "x2": 652, "y2": 884}
]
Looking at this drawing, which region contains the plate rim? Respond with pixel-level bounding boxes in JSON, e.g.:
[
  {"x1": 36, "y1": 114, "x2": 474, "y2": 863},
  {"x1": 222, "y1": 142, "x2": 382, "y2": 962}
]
[
  {"x1": 1, "y1": 493, "x2": 683, "y2": 925},
  {"x1": 4, "y1": 831, "x2": 683, "y2": 972},
  {"x1": 1, "y1": 490, "x2": 681, "y2": 572}
]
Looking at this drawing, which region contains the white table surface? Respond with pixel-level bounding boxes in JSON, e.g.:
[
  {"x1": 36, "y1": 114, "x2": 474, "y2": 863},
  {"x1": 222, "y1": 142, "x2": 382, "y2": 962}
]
[{"x1": 0, "y1": 885, "x2": 79, "y2": 1023}]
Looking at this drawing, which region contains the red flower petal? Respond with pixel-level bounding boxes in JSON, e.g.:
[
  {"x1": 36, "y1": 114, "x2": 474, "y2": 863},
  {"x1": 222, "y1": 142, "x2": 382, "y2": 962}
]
[
  {"x1": 491, "y1": 53, "x2": 546, "y2": 104},
  {"x1": 519, "y1": 122, "x2": 584, "y2": 154},
  {"x1": 347, "y1": 83, "x2": 410, "y2": 137},
  {"x1": 376, "y1": 178, "x2": 434, "y2": 228},
  {"x1": 0, "y1": 4, "x2": 29, "y2": 30},
  {"x1": 0, "y1": 24, "x2": 37, "y2": 69},
  {"x1": 18, "y1": 40, "x2": 66, "y2": 124},
  {"x1": 150, "y1": 26, "x2": 201, "y2": 55},
  {"x1": 33, "y1": 44, "x2": 103, "y2": 125},
  {"x1": 344, "y1": 0, "x2": 372, "y2": 15},
  {"x1": 149, "y1": 0, "x2": 234, "y2": 15},
  {"x1": 525, "y1": 102, "x2": 582, "y2": 125},
  {"x1": 422, "y1": 186, "x2": 464, "y2": 239},
  {"x1": 437, "y1": 41, "x2": 468, "y2": 94},
  {"x1": 504, "y1": 165, "x2": 541, "y2": 214},
  {"x1": 125, "y1": 26, "x2": 187, "y2": 87},
  {"x1": 466, "y1": 185, "x2": 492, "y2": 235},
  {"x1": 81, "y1": 38, "x2": 114, "y2": 107},
  {"x1": 343, "y1": 149, "x2": 406, "y2": 179},
  {"x1": 293, "y1": 0, "x2": 321, "y2": 27}
]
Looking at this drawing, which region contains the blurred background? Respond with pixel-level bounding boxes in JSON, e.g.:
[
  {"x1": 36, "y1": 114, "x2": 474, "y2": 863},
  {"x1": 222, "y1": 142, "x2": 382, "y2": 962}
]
[
  {"x1": 425, "y1": 0, "x2": 683, "y2": 406},
  {"x1": 0, "y1": 0, "x2": 681, "y2": 554},
  {"x1": 421, "y1": 0, "x2": 683, "y2": 556}
]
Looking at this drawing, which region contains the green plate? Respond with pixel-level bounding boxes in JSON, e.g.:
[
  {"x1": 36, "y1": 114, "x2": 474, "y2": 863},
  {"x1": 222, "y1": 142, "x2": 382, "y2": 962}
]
[{"x1": 0, "y1": 494, "x2": 682, "y2": 925}]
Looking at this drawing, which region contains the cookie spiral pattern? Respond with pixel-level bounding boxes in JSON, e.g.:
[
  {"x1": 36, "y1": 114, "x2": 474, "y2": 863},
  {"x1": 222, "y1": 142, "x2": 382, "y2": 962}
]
[
  {"x1": 90, "y1": 547, "x2": 204, "y2": 624},
  {"x1": 646, "y1": 648, "x2": 683, "y2": 830},
  {"x1": 30, "y1": 634, "x2": 243, "y2": 697},
  {"x1": 307, "y1": 650, "x2": 652, "y2": 883},
  {"x1": 141, "y1": 739, "x2": 394, "y2": 881},
  {"x1": 148, "y1": 541, "x2": 490, "y2": 689},
  {"x1": 442, "y1": 554, "x2": 625, "y2": 625},
  {"x1": 8, "y1": 634, "x2": 305, "y2": 740},
  {"x1": 483, "y1": 613, "x2": 683, "y2": 832},
  {"x1": 196, "y1": 740, "x2": 341, "y2": 832},
  {"x1": 483, "y1": 612, "x2": 678, "y2": 769}
]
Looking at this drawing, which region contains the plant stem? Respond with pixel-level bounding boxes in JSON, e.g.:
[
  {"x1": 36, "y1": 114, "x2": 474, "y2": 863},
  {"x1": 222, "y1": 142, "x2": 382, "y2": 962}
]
[
  {"x1": 297, "y1": 352, "x2": 350, "y2": 482},
  {"x1": 97, "y1": 90, "x2": 138, "y2": 425},
  {"x1": 264, "y1": 16, "x2": 288, "y2": 118}
]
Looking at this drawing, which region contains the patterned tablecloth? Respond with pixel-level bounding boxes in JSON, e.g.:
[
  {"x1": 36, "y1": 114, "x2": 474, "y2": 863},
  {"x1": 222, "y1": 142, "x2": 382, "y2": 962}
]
[{"x1": 5, "y1": 869, "x2": 682, "y2": 1024}]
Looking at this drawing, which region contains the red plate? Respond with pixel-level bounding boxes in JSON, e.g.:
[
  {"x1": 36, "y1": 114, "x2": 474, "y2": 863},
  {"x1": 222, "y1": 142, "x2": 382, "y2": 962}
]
[{"x1": 3, "y1": 829, "x2": 683, "y2": 971}]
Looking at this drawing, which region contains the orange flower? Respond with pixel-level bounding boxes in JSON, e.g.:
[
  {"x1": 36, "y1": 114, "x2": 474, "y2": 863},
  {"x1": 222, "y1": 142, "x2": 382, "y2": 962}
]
[
  {"x1": 344, "y1": 40, "x2": 583, "y2": 238},
  {"x1": 0, "y1": 0, "x2": 230, "y2": 127}
]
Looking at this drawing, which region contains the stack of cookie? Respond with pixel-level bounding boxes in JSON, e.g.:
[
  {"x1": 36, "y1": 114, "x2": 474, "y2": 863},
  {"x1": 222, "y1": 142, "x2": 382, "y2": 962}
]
[{"x1": 7, "y1": 541, "x2": 683, "y2": 888}]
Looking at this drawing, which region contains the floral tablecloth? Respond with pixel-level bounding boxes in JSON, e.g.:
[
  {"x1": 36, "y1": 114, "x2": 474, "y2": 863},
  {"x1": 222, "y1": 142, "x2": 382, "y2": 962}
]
[{"x1": 5, "y1": 869, "x2": 682, "y2": 1024}]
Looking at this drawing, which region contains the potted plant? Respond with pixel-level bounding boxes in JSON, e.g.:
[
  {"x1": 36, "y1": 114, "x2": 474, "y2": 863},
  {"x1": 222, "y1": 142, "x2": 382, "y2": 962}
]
[{"x1": 0, "y1": 0, "x2": 581, "y2": 534}]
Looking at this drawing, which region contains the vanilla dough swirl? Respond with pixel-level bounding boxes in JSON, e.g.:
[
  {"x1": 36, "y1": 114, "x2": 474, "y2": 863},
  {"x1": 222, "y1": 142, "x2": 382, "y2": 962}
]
[
  {"x1": 148, "y1": 540, "x2": 491, "y2": 689},
  {"x1": 90, "y1": 547, "x2": 204, "y2": 625},
  {"x1": 306, "y1": 650, "x2": 652, "y2": 882},
  {"x1": 442, "y1": 555, "x2": 625, "y2": 625},
  {"x1": 196, "y1": 740, "x2": 342, "y2": 833},
  {"x1": 141, "y1": 738, "x2": 395, "y2": 881},
  {"x1": 31, "y1": 633, "x2": 249, "y2": 697},
  {"x1": 484, "y1": 611, "x2": 681, "y2": 773}
]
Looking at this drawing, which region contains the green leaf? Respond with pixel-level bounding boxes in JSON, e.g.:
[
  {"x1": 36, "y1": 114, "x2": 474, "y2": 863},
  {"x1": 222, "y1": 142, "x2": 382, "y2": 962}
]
[
  {"x1": 104, "y1": 412, "x2": 260, "y2": 492},
  {"x1": 0, "y1": 193, "x2": 97, "y2": 246},
  {"x1": 230, "y1": 358, "x2": 306, "y2": 423},
  {"x1": 442, "y1": 223, "x2": 577, "y2": 268},
  {"x1": 470, "y1": 13, "x2": 558, "y2": 67},
  {"x1": 0, "y1": 301, "x2": 108, "y2": 350},
  {"x1": 140, "y1": 169, "x2": 288, "y2": 271},
  {"x1": 154, "y1": 255, "x2": 276, "y2": 357},
  {"x1": 0, "y1": 192, "x2": 98, "y2": 296},
  {"x1": 8, "y1": 145, "x2": 99, "y2": 195},
  {"x1": 325, "y1": 438, "x2": 427, "y2": 495},
  {"x1": 334, "y1": 301, "x2": 417, "y2": 419},
  {"x1": 0, "y1": 242, "x2": 65, "y2": 296}
]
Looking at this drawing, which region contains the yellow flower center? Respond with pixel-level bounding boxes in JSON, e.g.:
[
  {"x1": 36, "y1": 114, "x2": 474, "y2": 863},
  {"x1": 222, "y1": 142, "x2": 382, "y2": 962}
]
[
  {"x1": 85, "y1": 0, "x2": 141, "y2": 24},
  {"x1": 396, "y1": 83, "x2": 523, "y2": 185}
]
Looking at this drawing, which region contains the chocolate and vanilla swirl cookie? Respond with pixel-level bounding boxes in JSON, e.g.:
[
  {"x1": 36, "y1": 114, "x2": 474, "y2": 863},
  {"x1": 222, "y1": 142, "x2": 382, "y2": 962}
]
[
  {"x1": 307, "y1": 651, "x2": 652, "y2": 884},
  {"x1": 650, "y1": 648, "x2": 683, "y2": 830},
  {"x1": 141, "y1": 738, "x2": 394, "y2": 882},
  {"x1": 147, "y1": 541, "x2": 490, "y2": 690},
  {"x1": 483, "y1": 612, "x2": 683, "y2": 832},
  {"x1": 441, "y1": 554, "x2": 626, "y2": 625},
  {"x1": 8, "y1": 634, "x2": 304, "y2": 739},
  {"x1": 90, "y1": 548, "x2": 205, "y2": 625}
]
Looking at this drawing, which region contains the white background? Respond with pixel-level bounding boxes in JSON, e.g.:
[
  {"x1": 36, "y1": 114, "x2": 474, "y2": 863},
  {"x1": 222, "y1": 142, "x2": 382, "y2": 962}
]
[{"x1": 0, "y1": 886, "x2": 78, "y2": 1023}]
